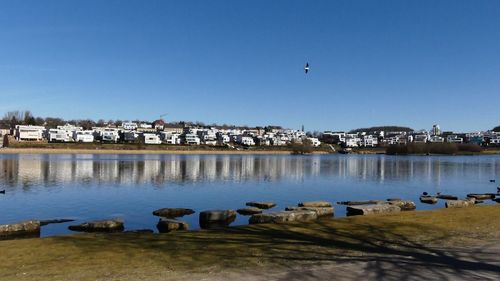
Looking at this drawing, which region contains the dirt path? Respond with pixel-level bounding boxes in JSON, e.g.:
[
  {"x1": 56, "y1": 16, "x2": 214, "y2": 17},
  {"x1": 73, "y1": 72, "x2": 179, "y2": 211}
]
[{"x1": 174, "y1": 243, "x2": 500, "y2": 281}]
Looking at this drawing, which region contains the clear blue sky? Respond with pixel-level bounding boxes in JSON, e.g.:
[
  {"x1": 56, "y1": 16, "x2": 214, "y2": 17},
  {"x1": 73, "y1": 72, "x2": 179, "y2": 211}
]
[{"x1": 1, "y1": 0, "x2": 499, "y2": 132}]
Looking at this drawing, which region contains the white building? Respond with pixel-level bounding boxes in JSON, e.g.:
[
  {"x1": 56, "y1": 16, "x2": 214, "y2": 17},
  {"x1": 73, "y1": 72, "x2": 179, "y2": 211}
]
[
  {"x1": 447, "y1": 135, "x2": 463, "y2": 143},
  {"x1": 73, "y1": 131, "x2": 95, "y2": 143},
  {"x1": 362, "y1": 135, "x2": 378, "y2": 147},
  {"x1": 184, "y1": 133, "x2": 201, "y2": 145},
  {"x1": 101, "y1": 128, "x2": 120, "y2": 143},
  {"x1": 122, "y1": 122, "x2": 138, "y2": 131},
  {"x1": 48, "y1": 129, "x2": 70, "y2": 142},
  {"x1": 344, "y1": 137, "x2": 361, "y2": 147},
  {"x1": 161, "y1": 132, "x2": 181, "y2": 145},
  {"x1": 143, "y1": 133, "x2": 162, "y2": 145},
  {"x1": 307, "y1": 137, "x2": 321, "y2": 147},
  {"x1": 15, "y1": 125, "x2": 45, "y2": 141},
  {"x1": 237, "y1": 135, "x2": 255, "y2": 146}
]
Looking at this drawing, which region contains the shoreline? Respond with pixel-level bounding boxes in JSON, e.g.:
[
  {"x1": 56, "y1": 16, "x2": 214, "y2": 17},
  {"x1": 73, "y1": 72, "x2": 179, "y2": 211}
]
[
  {"x1": 0, "y1": 147, "x2": 319, "y2": 155},
  {"x1": 1, "y1": 146, "x2": 499, "y2": 155},
  {"x1": 0, "y1": 205, "x2": 498, "y2": 280}
]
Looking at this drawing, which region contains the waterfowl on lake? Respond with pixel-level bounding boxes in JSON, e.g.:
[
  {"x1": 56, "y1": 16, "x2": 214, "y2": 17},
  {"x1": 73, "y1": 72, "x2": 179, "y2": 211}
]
[
  {"x1": 0, "y1": 190, "x2": 5, "y2": 194},
  {"x1": 490, "y1": 179, "x2": 496, "y2": 183}
]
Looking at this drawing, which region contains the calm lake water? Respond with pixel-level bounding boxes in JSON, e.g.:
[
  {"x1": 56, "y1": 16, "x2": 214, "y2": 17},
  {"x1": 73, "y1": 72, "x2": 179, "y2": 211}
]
[{"x1": 0, "y1": 153, "x2": 499, "y2": 237}]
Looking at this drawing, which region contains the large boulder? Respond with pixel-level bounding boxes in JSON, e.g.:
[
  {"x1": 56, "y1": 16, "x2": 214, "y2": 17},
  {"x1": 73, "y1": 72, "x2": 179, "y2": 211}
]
[
  {"x1": 249, "y1": 210, "x2": 318, "y2": 224},
  {"x1": 68, "y1": 219, "x2": 124, "y2": 232},
  {"x1": 387, "y1": 200, "x2": 416, "y2": 211},
  {"x1": 298, "y1": 201, "x2": 332, "y2": 208},
  {"x1": 199, "y1": 210, "x2": 237, "y2": 229},
  {"x1": 285, "y1": 206, "x2": 334, "y2": 217},
  {"x1": 346, "y1": 204, "x2": 401, "y2": 216},
  {"x1": 157, "y1": 218, "x2": 189, "y2": 233},
  {"x1": 466, "y1": 193, "x2": 495, "y2": 200},
  {"x1": 420, "y1": 196, "x2": 438, "y2": 204},
  {"x1": 237, "y1": 207, "x2": 263, "y2": 216},
  {"x1": 245, "y1": 202, "x2": 276, "y2": 209},
  {"x1": 445, "y1": 198, "x2": 475, "y2": 208},
  {"x1": 337, "y1": 200, "x2": 385, "y2": 206},
  {"x1": 0, "y1": 220, "x2": 40, "y2": 239},
  {"x1": 152, "y1": 208, "x2": 195, "y2": 218}
]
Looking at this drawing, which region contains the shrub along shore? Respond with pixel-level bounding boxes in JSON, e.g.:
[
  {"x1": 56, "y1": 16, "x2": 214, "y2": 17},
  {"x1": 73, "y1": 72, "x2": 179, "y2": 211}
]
[{"x1": 0, "y1": 205, "x2": 498, "y2": 280}]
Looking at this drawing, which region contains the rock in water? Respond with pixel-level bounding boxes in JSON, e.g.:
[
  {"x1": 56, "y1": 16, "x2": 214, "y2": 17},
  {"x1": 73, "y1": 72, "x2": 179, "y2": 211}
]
[
  {"x1": 420, "y1": 196, "x2": 438, "y2": 204},
  {"x1": 152, "y1": 208, "x2": 195, "y2": 218},
  {"x1": 298, "y1": 201, "x2": 332, "y2": 208},
  {"x1": 285, "y1": 206, "x2": 334, "y2": 217},
  {"x1": 445, "y1": 199, "x2": 476, "y2": 208},
  {"x1": 387, "y1": 200, "x2": 416, "y2": 211},
  {"x1": 245, "y1": 202, "x2": 276, "y2": 209},
  {"x1": 237, "y1": 207, "x2": 263, "y2": 216},
  {"x1": 157, "y1": 218, "x2": 189, "y2": 233},
  {"x1": 436, "y1": 194, "x2": 458, "y2": 200},
  {"x1": 337, "y1": 200, "x2": 384, "y2": 206},
  {"x1": 346, "y1": 204, "x2": 401, "y2": 216},
  {"x1": 0, "y1": 220, "x2": 40, "y2": 239},
  {"x1": 249, "y1": 210, "x2": 318, "y2": 224},
  {"x1": 68, "y1": 219, "x2": 124, "y2": 232},
  {"x1": 466, "y1": 193, "x2": 495, "y2": 200},
  {"x1": 199, "y1": 210, "x2": 237, "y2": 229}
]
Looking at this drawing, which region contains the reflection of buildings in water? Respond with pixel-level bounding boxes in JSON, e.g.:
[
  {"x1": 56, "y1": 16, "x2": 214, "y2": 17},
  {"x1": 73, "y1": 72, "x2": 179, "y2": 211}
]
[{"x1": 0, "y1": 155, "x2": 499, "y2": 189}]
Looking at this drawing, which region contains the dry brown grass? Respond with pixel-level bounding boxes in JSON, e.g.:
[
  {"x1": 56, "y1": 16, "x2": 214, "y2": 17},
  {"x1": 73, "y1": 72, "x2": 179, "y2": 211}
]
[{"x1": 0, "y1": 205, "x2": 499, "y2": 280}]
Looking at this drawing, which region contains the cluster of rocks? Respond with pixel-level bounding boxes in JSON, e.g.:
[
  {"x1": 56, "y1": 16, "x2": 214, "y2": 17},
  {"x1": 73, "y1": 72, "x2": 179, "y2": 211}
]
[{"x1": 2, "y1": 182, "x2": 499, "y2": 239}]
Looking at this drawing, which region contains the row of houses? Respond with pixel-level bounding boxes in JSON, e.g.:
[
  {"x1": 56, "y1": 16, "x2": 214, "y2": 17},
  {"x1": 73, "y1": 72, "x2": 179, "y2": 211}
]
[
  {"x1": 9, "y1": 122, "x2": 322, "y2": 147},
  {"x1": 322, "y1": 130, "x2": 500, "y2": 148}
]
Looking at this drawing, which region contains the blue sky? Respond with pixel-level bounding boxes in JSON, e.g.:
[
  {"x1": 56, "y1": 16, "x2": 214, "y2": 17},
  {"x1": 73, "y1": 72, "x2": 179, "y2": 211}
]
[{"x1": 1, "y1": 0, "x2": 499, "y2": 132}]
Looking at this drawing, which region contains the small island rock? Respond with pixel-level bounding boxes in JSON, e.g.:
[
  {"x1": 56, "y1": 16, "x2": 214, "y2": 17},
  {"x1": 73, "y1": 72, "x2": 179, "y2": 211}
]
[
  {"x1": 245, "y1": 202, "x2": 276, "y2": 209},
  {"x1": 298, "y1": 201, "x2": 332, "y2": 208},
  {"x1": 152, "y1": 208, "x2": 195, "y2": 218},
  {"x1": 237, "y1": 207, "x2": 263, "y2": 216},
  {"x1": 68, "y1": 219, "x2": 124, "y2": 232}
]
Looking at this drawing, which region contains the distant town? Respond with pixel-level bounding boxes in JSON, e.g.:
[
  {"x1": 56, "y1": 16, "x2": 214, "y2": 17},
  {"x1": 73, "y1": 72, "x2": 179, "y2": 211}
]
[{"x1": 0, "y1": 111, "x2": 499, "y2": 148}]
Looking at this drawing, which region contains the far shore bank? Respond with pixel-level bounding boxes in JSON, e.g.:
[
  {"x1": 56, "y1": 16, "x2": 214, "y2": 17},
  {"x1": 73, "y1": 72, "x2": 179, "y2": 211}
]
[{"x1": 0, "y1": 147, "x2": 308, "y2": 155}]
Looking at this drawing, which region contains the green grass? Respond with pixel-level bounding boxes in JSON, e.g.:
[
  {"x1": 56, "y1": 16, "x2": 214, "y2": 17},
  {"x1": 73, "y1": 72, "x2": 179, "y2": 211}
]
[{"x1": 0, "y1": 205, "x2": 498, "y2": 280}]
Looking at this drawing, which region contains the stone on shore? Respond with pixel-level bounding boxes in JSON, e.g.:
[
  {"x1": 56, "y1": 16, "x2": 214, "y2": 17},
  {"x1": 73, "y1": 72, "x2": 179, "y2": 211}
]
[
  {"x1": 445, "y1": 198, "x2": 476, "y2": 208},
  {"x1": 387, "y1": 200, "x2": 416, "y2": 211},
  {"x1": 157, "y1": 218, "x2": 189, "y2": 233},
  {"x1": 466, "y1": 193, "x2": 495, "y2": 200},
  {"x1": 152, "y1": 208, "x2": 195, "y2": 218},
  {"x1": 68, "y1": 219, "x2": 124, "y2": 232},
  {"x1": 0, "y1": 220, "x2": 40, "y2": 239},
  {"x1": 237, "y1": 207, "x2": 263, "y2": 216},
  {"x1": 337, "y1": 200, "x2": 385, "y2": 206},
  {"x1": 298, "y1": 201, "x2": 332, "y2": 208},
  {"x1": 346, "y1": 204, "x2": 401, "y2": 216},
  {"x1": 420, "y1": 196, "x2": 438, "y2": 204},
  {"x1": 199, "y1": 210, "x2": 237, "y2": 229},
  {"x1": 249, "y1": 210, "x2": 318, "y2": 224},
  {"x1": 245, "y1": 202, "x2": 276, "y2": 209},
  {"x1": 285, "y1": 206, "x2": 334, "y2": 217}
]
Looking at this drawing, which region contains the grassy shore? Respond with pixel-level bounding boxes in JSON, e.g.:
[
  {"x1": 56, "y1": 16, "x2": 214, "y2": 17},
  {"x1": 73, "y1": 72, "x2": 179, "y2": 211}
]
[{"x1": 0, "y1": 205, "x2": 498, "y2": 280}]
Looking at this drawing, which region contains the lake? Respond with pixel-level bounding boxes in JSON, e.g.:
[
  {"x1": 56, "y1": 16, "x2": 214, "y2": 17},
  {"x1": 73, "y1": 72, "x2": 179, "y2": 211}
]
[{"x1": 0, "y1": 153, "x2": 498, "y2": 237}]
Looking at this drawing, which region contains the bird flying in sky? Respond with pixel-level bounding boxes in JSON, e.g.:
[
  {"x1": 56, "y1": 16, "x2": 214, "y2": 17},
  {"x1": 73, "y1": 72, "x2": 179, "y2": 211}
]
[{"x1": 304, "y1": 62, "x2": 310, "y2": 74}]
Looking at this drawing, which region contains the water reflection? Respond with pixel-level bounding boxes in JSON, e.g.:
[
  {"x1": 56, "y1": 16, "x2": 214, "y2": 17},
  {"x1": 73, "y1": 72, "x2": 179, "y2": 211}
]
[{"x1": 1, "y1": 154, "x2": 498, "y2": 190}]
